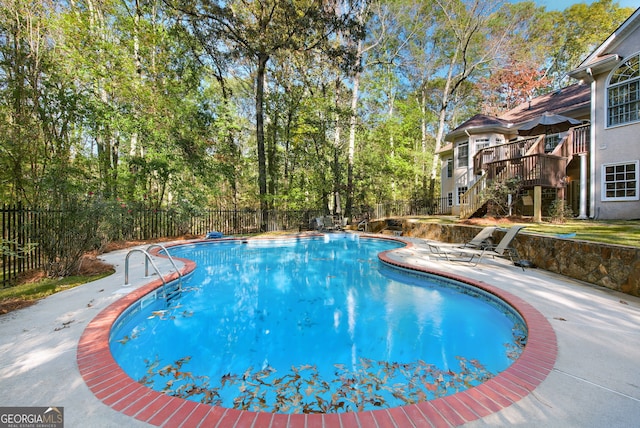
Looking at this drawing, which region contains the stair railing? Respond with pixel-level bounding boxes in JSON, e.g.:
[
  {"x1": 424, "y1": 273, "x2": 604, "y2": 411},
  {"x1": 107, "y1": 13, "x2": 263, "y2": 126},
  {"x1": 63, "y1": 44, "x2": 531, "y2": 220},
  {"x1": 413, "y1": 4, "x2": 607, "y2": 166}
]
[{"x1": 459, "y1": 174, "x2": 488, "y2": 219}]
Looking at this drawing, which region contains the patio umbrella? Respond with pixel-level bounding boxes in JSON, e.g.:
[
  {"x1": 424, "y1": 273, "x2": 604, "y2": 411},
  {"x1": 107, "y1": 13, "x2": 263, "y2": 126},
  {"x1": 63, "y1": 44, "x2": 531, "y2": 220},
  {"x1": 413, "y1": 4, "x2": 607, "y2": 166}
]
[{"x1": 518, "y1": 112, "x2": 583, "y2": 136}]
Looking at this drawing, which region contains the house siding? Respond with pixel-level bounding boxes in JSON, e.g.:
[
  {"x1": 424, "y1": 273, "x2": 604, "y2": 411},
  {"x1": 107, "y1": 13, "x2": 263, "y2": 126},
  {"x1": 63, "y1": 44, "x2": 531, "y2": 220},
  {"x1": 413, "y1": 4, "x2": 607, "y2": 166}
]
[
  {"x1": 591, "y1": 38, "x2": 640, "y2": 219},
  {"x1": 440, "y1": 154, "x2": 455, "y2": 213},
  {"x1": 444, "y1": 133, "x2": 512, "y2": 214}
]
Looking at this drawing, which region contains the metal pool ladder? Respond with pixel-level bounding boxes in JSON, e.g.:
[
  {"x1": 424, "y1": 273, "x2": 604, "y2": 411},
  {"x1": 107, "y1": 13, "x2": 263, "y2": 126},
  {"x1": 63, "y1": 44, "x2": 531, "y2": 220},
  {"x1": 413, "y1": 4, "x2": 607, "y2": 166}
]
[{"x1": 124, "y1": 244, "x2": 183, "y2": 302}]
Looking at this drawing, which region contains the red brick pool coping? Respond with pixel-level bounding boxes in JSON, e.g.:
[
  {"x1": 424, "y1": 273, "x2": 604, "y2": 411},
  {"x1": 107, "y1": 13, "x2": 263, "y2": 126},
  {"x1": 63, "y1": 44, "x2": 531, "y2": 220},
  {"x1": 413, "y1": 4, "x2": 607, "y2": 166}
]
[{"x1": 77, "y1": 237, "x2": 557, "y2": 427}]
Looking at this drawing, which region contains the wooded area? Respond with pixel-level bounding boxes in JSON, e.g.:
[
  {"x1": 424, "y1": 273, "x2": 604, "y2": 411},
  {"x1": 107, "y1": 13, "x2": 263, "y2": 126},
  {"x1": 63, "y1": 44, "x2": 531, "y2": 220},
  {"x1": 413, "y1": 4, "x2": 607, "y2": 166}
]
[{"x1": 0, "y1": 0, "x2": 634, "y2": 226}]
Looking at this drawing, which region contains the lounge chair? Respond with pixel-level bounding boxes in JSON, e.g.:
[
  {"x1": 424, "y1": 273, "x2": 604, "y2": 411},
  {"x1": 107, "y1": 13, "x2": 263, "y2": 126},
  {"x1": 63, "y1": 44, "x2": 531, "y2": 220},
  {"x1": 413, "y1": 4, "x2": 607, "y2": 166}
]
[
  {"x1": 324, "y1": 215, "x2": 339, "y2": 231},
  {"x1": 434, "y1": 225, "x2": 526, "y2": 268},
  {"x1": 427, "y1": 226, "x2": 497, "y2": 257},
  {"x1": 314, "y1": 217, "x2": 326, "y2": 231},
  {"x1": 314, "y1": 216, "x2": 339, "y2": 232},
  {"x1": 460, "y1": 226, "x2": 498, "y2": 248},
  {"x1": 459, "y1": 225, "x2": 526, "y2": 266}
]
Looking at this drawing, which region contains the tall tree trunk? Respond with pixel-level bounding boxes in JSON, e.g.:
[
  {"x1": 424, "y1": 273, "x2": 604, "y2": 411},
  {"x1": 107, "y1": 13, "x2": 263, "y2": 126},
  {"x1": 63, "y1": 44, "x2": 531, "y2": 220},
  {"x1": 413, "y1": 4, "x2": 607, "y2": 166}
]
[
  {"x1": 345, "y1": 0, "x2": 370, "y2": 220},
  {"x1": 85, "y1": 0, "x2": 119, "y2": 200},
  {"x1": 429, "y1": 44, "x2": 459, "y2": 201},
  {"x1": 388, "y1": 87, "x2": 395, "y2": 201},
  {"x1": 333, "y1": 79, "x2": 342, "y2": 217},
  {"x1": 256, "y1": 53, "x2": 269, "y2": 231},
  {"x1": 346, "y1": 43, "x2": 361, "y2": 220},
  {"x1": 420, "y1": 86, "x2": 429, "y2": 202},
  {"x1": 267, "y1": 108, "x2": 277, "y2": 211},
  {"x1": 130, "y1": 0, "x2": 142, "y2": 158}
]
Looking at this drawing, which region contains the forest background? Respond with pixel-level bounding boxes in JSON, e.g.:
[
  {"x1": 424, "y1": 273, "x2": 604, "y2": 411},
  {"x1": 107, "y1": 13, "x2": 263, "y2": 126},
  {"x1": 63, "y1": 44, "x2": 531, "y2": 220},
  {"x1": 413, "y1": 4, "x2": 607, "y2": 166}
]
[{"x1": 1, "y1": 0, "x2": 635, "y2": 226}]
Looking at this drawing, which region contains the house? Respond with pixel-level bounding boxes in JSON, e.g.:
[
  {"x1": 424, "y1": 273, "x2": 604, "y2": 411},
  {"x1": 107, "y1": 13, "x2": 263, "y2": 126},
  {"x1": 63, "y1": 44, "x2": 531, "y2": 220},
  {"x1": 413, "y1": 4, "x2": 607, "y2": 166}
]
[
  {"x1": 438, "y1": 114, "x2": 516, "y2": 215},
  {"x1": 567, "y1": 7, "x2": 640, "y2": 220},
  {"x1": 441, "y1": 7, "x2": 640, "y2": 221},
  {"x1": 439, "y1": 83, "x2": 590, "y2": 219}
]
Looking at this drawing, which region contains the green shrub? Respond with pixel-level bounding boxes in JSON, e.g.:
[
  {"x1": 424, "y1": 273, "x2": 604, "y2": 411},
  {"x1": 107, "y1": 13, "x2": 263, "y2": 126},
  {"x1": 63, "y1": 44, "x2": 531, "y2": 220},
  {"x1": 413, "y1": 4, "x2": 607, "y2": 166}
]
[
  {"x1": 548, "y1": 199, "x2": 573, "y2": 224},
  {"x1": 481, "y1": 178, "x2": 522, "y2": 217},
  {"x1": 34, "y1": 202, "x2": 102, "y2": 278}
]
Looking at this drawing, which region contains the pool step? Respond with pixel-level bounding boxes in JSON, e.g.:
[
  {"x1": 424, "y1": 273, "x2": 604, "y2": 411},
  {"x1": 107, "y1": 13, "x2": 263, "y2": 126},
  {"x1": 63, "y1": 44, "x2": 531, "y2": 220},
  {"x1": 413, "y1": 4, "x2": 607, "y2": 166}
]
[{"x1": 165, "y1": 282, "x2": 182, "y2": 303}]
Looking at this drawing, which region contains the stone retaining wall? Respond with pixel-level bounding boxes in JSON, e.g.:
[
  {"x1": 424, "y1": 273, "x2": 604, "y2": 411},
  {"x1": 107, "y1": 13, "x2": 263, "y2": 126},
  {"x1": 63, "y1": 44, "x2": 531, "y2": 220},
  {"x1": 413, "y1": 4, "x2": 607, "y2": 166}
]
[{"x1": 371, "y1": 219, "x2": 640, "y2": 298}]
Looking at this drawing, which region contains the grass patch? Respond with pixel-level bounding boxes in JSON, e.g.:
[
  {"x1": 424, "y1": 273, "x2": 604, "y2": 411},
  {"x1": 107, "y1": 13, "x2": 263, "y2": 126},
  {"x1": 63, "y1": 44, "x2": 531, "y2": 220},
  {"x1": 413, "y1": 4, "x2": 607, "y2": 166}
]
[
  {"x1": 0, "y1": 254, "x2": 115, "y2": 315},
  {"x1": 0, "y1": 271, "x2": 112, "y2": 302},
  {"x1": 519, "y1": 220, "x2": 640, "y2": 247},
  {"x1": 411, "y1": 216, "x2": 640, "y2": 247},
  {"x1": 0, "y1": 236, "x2": 193, "y2": 315}
]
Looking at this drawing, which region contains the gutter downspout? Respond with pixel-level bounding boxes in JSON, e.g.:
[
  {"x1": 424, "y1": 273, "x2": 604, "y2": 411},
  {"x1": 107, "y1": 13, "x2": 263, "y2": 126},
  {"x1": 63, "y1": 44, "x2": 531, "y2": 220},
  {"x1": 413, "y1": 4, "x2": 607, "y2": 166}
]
[
  {"x1": 587, "y1": 68, "x2": 597, "y2": 219},
  {"x1": 464, "y1": 129, "x2": 472, "y2": 183}
]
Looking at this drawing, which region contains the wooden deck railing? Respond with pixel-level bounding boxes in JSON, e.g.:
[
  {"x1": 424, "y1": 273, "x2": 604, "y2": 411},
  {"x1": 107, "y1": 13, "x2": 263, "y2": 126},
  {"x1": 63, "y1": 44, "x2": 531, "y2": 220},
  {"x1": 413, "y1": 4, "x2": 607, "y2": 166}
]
[
  {"x1": 474, "y1": 124, "x2": 590, "y2": 174},
  {"x1": 460, "y1": 154, "x2": 568, "y2": 219},
  {"x1": 552, "y1": 123, "x2": 590, "y2": 158},
  {"x1": 571, "y1": 123, "x2": 590, "y2": 154},
  {"x1": 473, "y1": 135, "x2": 543, "y2": 174},
  {"x1": 484, "y1": 154, "x2": 567, "y2": 187}
]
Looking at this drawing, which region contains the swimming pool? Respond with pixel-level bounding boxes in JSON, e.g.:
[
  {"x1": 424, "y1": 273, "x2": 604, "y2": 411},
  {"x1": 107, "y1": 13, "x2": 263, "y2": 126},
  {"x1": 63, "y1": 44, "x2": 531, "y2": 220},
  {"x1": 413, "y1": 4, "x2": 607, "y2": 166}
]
[{"x1": 109, "y1": 234, "x2": 526, "y2": 414}]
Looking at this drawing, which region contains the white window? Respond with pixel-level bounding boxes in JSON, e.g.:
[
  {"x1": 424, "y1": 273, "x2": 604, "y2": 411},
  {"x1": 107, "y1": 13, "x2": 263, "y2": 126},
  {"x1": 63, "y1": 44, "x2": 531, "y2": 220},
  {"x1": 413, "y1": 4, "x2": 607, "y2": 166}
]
[
  {"x1": 457, "y1": 142, "x2": 469, "y2": 168},
  {"x1": 457, "y1": 186, "x2": 468, "y2": 205},
  {"x1": 475, "y1": 138, "x2": 490, "y2": 151},
  {"x1": 447, "y1": 192, "x2": 453, "y2": 207},
  {"x1": 602, "y1": 161, "x2": 639, "y2": 201},
  {"x1": 607, "y1": 53, "x2": 640, "y2": 127}
]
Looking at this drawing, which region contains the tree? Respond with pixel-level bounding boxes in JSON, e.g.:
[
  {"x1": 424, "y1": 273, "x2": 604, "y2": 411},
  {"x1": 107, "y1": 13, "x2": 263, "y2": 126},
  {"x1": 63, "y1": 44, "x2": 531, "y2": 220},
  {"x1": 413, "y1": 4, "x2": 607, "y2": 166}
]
[
  {"x1": 1, "y1": 0, "x2": 634, "y2": 219},
  {"x1": 52, "y1": 1, "x2": 218, "y2": 208},
  {"x1": 0, "y1": 0, "x2": 93, "y2": 205},
  {"x1": 165, "y1": 0, "x2": 363, "y2": 230},
  {"x1": 426, "y1": 0, "x2": 510, "y2": 201},
  {"x1": 479, "y1": 58, "x2": 552, "y2": 115},
  {"x1": 476, "y1": 1, "x2": 553, "y2": 114},
  {"x1": 391, "y1": 0, "x2": 441, "y2": 204},
  {"x1": 546, "y1": 0, "x2": 634, "y2": 87}
]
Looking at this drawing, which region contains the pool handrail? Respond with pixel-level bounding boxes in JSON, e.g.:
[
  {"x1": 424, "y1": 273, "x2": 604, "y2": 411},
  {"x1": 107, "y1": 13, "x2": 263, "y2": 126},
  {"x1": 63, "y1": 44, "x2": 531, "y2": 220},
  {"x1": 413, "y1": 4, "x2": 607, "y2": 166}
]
[
  {"x1": 124, "y1": 249, "x2": 168, "y2": 299},
  {"x1": 145, "y1": 244, "x2": 183, "y2": 282}
]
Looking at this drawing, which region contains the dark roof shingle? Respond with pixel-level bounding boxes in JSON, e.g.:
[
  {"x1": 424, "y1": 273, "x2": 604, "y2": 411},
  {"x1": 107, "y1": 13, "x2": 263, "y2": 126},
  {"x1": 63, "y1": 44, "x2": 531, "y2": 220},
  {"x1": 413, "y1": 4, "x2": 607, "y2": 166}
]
[
  {"x1": 499, "y1": 83, "x2": 590, "y2": 124},
  {"x1": 450, "y1": 114, "x2": 511, "y2": 133}
]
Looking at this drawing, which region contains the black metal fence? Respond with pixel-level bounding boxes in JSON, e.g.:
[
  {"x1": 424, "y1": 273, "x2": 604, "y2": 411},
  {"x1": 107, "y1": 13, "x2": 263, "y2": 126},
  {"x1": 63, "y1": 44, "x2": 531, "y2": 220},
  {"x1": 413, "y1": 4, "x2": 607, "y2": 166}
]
[
  {"x1": 1, "y1": 198, "x2": 450, "y2": 287},
  {"x1": 1, "y1": 204, "x2": 42, "y2": 287},
  {"x1": 371, "y1": 197, "x2": 452, "y2": 220}
]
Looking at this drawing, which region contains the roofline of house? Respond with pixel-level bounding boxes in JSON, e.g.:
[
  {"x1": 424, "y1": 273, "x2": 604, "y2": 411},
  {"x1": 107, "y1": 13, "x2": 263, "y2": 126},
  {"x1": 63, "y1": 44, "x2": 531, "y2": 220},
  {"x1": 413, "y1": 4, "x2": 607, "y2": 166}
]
[
  {"x1": 436, "y1": 142, "x2": 453, "y2": 155},
  {"x1": 568, "y1": 54, "x2": 621, "y2": 81},
  {"x1": 445, "y1": 124, "x2": 516, "y2": 142}
]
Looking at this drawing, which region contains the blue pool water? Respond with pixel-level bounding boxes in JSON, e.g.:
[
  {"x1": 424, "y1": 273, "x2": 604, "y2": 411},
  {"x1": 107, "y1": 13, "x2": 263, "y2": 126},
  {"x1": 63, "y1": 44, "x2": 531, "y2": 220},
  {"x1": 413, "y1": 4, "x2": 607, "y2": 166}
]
[{"x1": 111, "y1": 234, "x2": 525, "y2": 413}]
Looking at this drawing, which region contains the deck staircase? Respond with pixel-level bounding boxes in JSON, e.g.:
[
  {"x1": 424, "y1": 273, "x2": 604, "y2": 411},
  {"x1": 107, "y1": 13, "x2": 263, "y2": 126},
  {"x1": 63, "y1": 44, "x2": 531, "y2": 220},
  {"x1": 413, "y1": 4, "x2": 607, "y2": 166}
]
[
  {"x1": 459, "y1": 174, "x2": 488, "y2": 219},
  {"x1": 459, "y1": 124, "x2": 590, "y2": 219}
]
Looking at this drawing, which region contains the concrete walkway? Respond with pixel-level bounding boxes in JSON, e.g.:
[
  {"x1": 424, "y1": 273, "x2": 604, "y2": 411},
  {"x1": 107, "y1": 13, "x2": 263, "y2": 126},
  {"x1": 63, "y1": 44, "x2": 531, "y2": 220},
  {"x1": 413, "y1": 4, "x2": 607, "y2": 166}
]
[
  {"x1": 0, "y1": 245, "x2": 178, "y2": 428},
  {"x1": 388, "y1": 237, "x2": 640, "y2": 427},
  {"x1": 1, "y1": 236, "x2": 639, "y2": 427}
]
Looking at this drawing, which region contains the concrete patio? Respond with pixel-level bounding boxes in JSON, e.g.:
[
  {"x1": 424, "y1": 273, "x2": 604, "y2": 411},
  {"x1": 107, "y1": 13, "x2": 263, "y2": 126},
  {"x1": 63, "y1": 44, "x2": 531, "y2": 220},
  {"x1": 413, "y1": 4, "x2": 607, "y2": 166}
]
[{"x1": 0, "y1": 235, "x2": 639, "y2": 427}]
